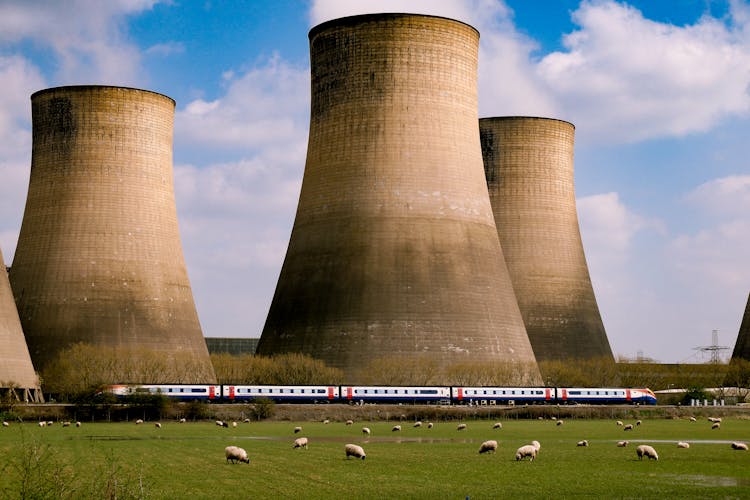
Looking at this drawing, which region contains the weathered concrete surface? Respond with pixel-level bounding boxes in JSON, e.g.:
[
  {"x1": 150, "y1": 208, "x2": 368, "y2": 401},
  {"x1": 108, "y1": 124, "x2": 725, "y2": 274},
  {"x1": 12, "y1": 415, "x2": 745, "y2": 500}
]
[
  {"x1": 258, "y1": 14, "x2": 540, "y2": 383},
  {"x1": 480, "y1": 117, "x2": 613, "y2": 362},
  {"x1": 10, "y1": 86, "x2": 215, "y2": 382}
]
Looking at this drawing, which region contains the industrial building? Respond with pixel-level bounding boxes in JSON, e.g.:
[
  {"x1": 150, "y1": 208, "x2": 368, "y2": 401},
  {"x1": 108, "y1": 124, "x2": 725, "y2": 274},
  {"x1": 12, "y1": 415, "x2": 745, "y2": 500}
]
[
  {"x1": 10, "y1": 86, "x2": 216, "y2": 382},
  {"x1": 731, "y1": 293, "x2": 750, "y2": 361},
  {"x1": 257, "y1": 14, "x2": 541, "y2": 382}
]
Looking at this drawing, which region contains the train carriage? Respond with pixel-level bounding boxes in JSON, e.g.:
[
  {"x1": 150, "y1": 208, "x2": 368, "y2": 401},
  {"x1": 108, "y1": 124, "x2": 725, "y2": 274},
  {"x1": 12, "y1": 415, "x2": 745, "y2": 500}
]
[
  {"x1": 341, "y1": 386, "x2": 450, "y2": 404},
  {"x1": 222, "y1": 385, "x2": 339, "y2": 403},
  {"x1": 106, "y1": 384, "x2": 221, "y2": 400},
  {"x1": 451, "y1": 386, "x2": 553, "y2": 405},
  {"x1": 556, "y1": 387, "x2": 657, "y2": 405}
]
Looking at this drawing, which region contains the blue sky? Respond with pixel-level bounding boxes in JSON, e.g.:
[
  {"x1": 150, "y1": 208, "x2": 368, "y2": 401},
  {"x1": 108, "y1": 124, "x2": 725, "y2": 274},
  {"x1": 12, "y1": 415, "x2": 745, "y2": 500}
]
[{"x1": 1, "y1": 0, "x2": 749, "y2": 364}]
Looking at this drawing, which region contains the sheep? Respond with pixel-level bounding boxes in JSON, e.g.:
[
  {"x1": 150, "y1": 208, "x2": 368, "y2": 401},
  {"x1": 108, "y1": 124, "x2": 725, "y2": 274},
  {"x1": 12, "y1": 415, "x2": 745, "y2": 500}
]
[
  {"x1": 215, "y1": 420, "x2": 224, "y2": 427},
  {"x1": 636, "y1": 444, "x2": 658, "y2": 460},
  {"x1": 225, "y1": 445, "x2": 250, "y2": 464},
  {"x1": 427, "y1": 422, "x2": 433, "y2": 429},
  {"x1": 617, "y1": 441, "x2": 629, "y2": 447},
  {"x1": 179, "y1": 418, "x2": 186, "y2": 423},
  {"x1": 492, "y1": 422, "x2": 502, "y2": 430},
  {"x1": 2, "y1": 421, "x2": 9, "y2": 427},
  {"x1": 616, "y1": 421, "x2": 624, "y2": 426},
  {"x1": 135, "y1": 419, "x2": 143, "y2": 425},
  {"x1": 515, "y1": 444, "x2": 537, "y2": 462},
  {"x1": 345, "y1": 419, "x2": 354, "y2": 426},
  {"x1": 478, "y1": 440, "x2": 498, "y2": 454},
  {"x1": 731, "y1": 442, "x2": 748, "y2": 451},
  {"x1": 38, "y1": 421, "x2": 46, "y2": 427},
  {"x1": 457, "y1": 423, "x2": 467, "y2": 431},
  {"x1": 577, "y1": 440, "x2": 588, "y2": 447},
  {"x1": 677, "y1": 442, "x2": 690, "y2": 448},
  {"x1": 708, "y1": 417, "x2": 722, "y2": 423},
  {"x1": 711, "y1": 422, "x2": 720, "y2": 430},
  {"x1": 323, "y1": 419, "x2": 330, "y2": 425},
  {"x1": 154, "y1": 422, "x2": 162, "y2": 428},
  {"x1": 531, "y1": 441, "x2": 541, "y2": 452},
  {"x1": 221, "y1": 422, "x2": 229, "y2": 428},
  {"x1": 689, "y1": 416, "x2": 697, "y2": 422},
  {"x1": 362, "y1": 427, "x2": 371, "y2": 436},
  {"x1": 294, "y1": 426, "x2": 302, "y2": 434},
  {"x1": 345, "y1": 443, "x2": 366, "y2": 460},
  {"x1": 392, "y1": 425, "x2": 401, "y2": 432},
  {"x1": 413, "y1": 421, "x2": 422, "y2": 428},
  {"x1": 636, "y1": 420, "x2": 642, "y2": 426},
  {"x1": 46, "y1": 421, "x2": 53, "y2": 426},
  {"x1": 551, "y1": 416, "x2": 557, "y2": 421},
  {"x1": 623, "y1": 424, "x2": 633, "y2": 431},
  {"x1": 556, "y1": 420, "x2": 563, "y2": 426},
  {"x1": 62, "y1": 421, "x2": 71, "y2": 427},
  {"x1": 243, "y1": 418, "x2": 251, "y2": 423},
  {"x1": 75, "y1": 421, "x2": 81, "y2": 427},
  {"x1": 232, "y1": 421, "x2": 237, "y2": 428},
  {"x1": 293, "y1": 437, "x2": 308, "y2": 449}
]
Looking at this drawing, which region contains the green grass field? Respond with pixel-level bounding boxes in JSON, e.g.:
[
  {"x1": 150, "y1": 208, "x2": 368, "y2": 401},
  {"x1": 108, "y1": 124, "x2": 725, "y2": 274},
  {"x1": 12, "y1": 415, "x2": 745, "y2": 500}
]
[{"x1": 1, "y1": 416, "x2": 749, "y2": 499}]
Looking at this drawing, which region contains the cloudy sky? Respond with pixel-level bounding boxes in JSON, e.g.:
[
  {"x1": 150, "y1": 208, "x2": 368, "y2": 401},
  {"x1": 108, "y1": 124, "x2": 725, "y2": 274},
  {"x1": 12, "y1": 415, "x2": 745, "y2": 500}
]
[{"x1": 1, "y1": 0, "x2": 748, "y2": 363}]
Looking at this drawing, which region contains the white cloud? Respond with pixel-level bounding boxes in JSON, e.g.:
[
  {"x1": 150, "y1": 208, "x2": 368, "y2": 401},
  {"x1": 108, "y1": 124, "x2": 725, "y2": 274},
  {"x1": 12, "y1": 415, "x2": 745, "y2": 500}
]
[
  {"x1": 685, "y1": 174, "x2": 750, "y2": 215},
  {"x1": 145, "y1": 41, "x2": 185, "y2": 57}
]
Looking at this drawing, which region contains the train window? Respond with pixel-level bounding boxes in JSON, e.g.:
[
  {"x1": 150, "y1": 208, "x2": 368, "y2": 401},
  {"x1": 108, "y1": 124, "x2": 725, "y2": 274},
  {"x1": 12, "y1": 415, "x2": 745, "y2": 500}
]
[
  {"x1": 569, "y1": 391, "x2": 581, "y2": 395},
  {"x1": 191, "y1": 388, "x2": 204, "y2": 393},
  {"x1": 420, "y1": 390, "x2": 437, "y2": 394},
  {"x1": 317, "y1": 389, "x2": 324, "y2": 393},
  {"x1": 536, "y1": 391, "x2": 542, "y2": 395},
  {"x1": 502, "y1": 391, "x2": 506, "y2": 395}
]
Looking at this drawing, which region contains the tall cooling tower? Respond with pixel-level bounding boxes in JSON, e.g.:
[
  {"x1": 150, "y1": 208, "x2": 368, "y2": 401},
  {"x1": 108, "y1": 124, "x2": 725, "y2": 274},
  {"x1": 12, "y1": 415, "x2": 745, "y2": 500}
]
[
  {"x1": 0, "y1": 247, "x2": 42, "y2": 402},
  {"x1": 257, "y1": 14, "x2": 541, "y2": 381},
  {"x1": 479, "y1": 117, "x2": 613, "y2": 362},
  {"x1": 731, "y1": 292, "x2": 750, "y2": 361},
  {"x1": 10, "y1": 86, "x2": 215, "y2": 382}
]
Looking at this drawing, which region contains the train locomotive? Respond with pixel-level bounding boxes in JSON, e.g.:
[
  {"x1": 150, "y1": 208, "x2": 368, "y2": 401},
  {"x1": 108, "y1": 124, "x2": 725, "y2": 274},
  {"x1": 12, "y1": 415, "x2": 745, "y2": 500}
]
[{"x1": 105, "y1": 384, "x2": 657, "y2": 405}]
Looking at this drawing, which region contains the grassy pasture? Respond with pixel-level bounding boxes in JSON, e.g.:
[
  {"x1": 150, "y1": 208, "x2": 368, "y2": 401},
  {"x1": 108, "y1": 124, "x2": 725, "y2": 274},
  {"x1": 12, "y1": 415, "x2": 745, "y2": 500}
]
[{"x1": 1, "y1": 417, "x2": 748, "y2": 499}]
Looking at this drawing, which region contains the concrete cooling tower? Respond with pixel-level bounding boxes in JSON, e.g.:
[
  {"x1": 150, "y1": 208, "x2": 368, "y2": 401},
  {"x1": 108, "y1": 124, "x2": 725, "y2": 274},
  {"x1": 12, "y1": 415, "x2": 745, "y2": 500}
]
[
  {"x1": 257, "y1": 14, "x2": 541, "y2": 382},
  {"x1": 731, "y1": 292, "x2": 750, "y2": 361},
  {"x1": 0, "y1": 247, "x2": 42, "y2": 402},
  {"x1": 479, "y1": 117, "x2": 613, "y2": 362},
  {"x1": 10, "y1": 86, "x2": 215, "y2": 382}
]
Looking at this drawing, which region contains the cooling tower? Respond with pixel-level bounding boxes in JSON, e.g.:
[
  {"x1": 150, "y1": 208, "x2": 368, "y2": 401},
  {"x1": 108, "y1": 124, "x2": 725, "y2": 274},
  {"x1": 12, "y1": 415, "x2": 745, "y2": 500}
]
[
  {"x1": 10, "y1": 85, "x2": 215, "y2": 382},
  {"x1": 0, "y1": 248, "x2": 42, "y2": 402},
  {"x1": 731, "y1": 292, "x2": 750, "y2": 361},
  {"x1": 479, "y1": 117, "x2": 613, "y2": 362},
  {"x1": 257, "y1": 14, "x2": 541, "y2": 381}
]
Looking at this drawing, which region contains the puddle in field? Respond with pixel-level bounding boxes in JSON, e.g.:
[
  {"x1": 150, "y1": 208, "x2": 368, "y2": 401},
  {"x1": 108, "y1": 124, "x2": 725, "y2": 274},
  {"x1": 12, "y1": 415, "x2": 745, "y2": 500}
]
[{"x1": 656, "y1": 474, "x2": 750, "y2": 488}]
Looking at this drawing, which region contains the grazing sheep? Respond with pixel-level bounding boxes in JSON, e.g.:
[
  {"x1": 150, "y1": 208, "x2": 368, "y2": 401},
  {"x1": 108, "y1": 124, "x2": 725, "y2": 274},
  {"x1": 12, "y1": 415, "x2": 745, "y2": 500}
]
[
  {"x1": 457, "y1": 423, "x2": 467, "y2": 431},
  {"x1": 689, "y1": 416, "x2": 697, "y2": 422},
  {"x1": 179, "y1": 418, "x2": 186, "y2": 423},
  {"x1": 413, "y1": 421, "x2": 422, "y2": 428},
  {"x1": 46, "y1": 421, "x2": 53, "y2": 426},
  {"x1": 221, "y1": 422, "x2": 229, "y2": 428},
  {"x1": 492, "y1": 422, "x2": 502, "y2": 430},
  {"x1": 677, "y1": 442, "x2": 690, "y2": 448},
  {"x1": 215, "y1": 420, "x2": 224, "y2": 427},
  {"x1": 478, "y1": 440, "x2": 498, "y2": 454},
  {"x1": 323, "y1": 419, "x2": 330, "y2": 425},
  {"x1": 294, "y1": 426, "x2": 302, "y2": 433},
  {"x1": 345, "y1": 443, "x2": 366, "y2": 460},
  {"x1": 711, "y1": 422, "x2": 720, "y2": 430},
  {"x1": 2, "y1": 421, "x2": 8, "y2": 427},
  {"x1": 515, "y1": 444, "x2": 537, "y2": 462},
  {"x1": 225, "y1": 445, "x2": 250, "y2": 464},
  {"x1": 577, "y1": 440, "x2": 588, "y2": 447},
  {"x1": 243, "y1": 418, "x2": 251, "y2": 423},
  {"x1": 346, "y1": 419, "x2": 354, "y2": 426},
  {"x1": 537, "y1": 416, "x2": 543, "y2": 420},
  {"x1": 708, "y1": 417, "x2": 722, "y2": 423},
  {"x1": 62, "y1": 421, "x2": 71, "y2": 427},
  {"x1": 362, "y1": 427, "x2": 371, "y2": 436},
  {"x1": 636, "y1": 420, "x2": 642, "y2": 426},
  {"x1": 154, "y1": 422, "x2": 162, "y2": 428},
  {"x1": 616, "y1": 421, "x2": 623, "y2": 426},
  {"x1": 38, "y1": 421, "x2": 46, "y2": 427},
  {"x1": 231, "y1": 421, "x2": 237, "y2": 428},
  {"x1": 427, "y1": 422, "x2": 434, "y2": 429},
  {"x1": 636, "y1": 444, "x2": 658, "y2": 460},
  {"x1": 392, "y1": 425, "x2": 401, "y2": 432},
  {"x1": 75, "y1": 421, "x2": 81, "y2": 427},
  {"x1": 623, "y1": 424, "x2": 633, "y2": 431},
  {"x1": 617, "y1": 441, "x2": 629, "y2": 447},
  {"x1": 556, "y1": 420, "x2": 563, "y2": 426},
  {"x1": 531, "y1": 441, "x2": 541, "y2": 452},
  {"x1": 135, "y1": 419, "x2": 143, "y2": 425},
  {"x1": 551, "y1": 417, "x2": 557, "y2": 421},
  {"x1": 731, "y1": 442, "x2": 748, "y2": 451},
  {"x1": 293, "y1": 437, "x2": 308, "y2": 449}
]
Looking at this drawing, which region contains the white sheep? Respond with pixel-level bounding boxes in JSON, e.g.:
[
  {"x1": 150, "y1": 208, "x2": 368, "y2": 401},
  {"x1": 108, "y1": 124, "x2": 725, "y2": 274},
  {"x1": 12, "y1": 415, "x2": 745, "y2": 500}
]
[
  {"x1": 492, "y1": 422, "x2": 502, "y2": 430},
  {"x1": 135, "y1": 419, "x2": 143, "y2": 425},
  {"x1": 2, "y1": 421, "x2": 8, "y2": 427},
  {"x1": 515, "y1": 444, "x2": 537, "y2": 462},
  {"x1": 362, "y1": 427, "x2": 371, "y2": 436},
  {"x1": 689, "y1": 416, "x2": 697, "y2": 422},
  {"x1": 75, "y1": 421, "x2": 81, "y2": 427},
  {"x1": 179, "y1": 418, "x2": 186, "y2": 423},
  {"x1": 294, "y1": 426, "x2": 302, "y2": 433},
  {"x1": 708, "y1": 417, "x2": 722, "y2": 423},
  {"x1": 531, "y1": 441, "x2": 541, "y2": 452},
  {"x1": 225, "y1": 445, "x2": 250, "y2": 464},
  {"x1": 731, "y1": 442, "x2": 748, "y2": 451},
  {"x1": 293, "y1": 437, "x2": 308, "y2": 449},
  {"x1": 623, "y1": 424, "x2": 633, "y2": 431},
  {"x1": 62, "y1": 421, "x2": 71, "y2": 427},
  {"x1": 551, "y1": 416, "x2": 557, "y2": 421},
  {"x1": 617, "y1": 441, "x2": 629, "y2": 447},
  {"x1": 215, "y1": 420, "x2": 223, "y2": 427},
  {"x1": 231, "y1": 421, "x2": 237, "y2": 428},
  {"x1": 636, "y1": 420, "x2": 642, "y2": 426},
  {"x1": 154, "y1": 422, "x2": 162, "y2": 428},
  {"x1": 478, "y1": 440, "x2": 498, "y2": 454},
  {"x1": 38, "y1": 421, "x2": 45, "y2": 427},
  {"x1": 427, "y1": 422, "x2": 433, "y2": 429},
  {"x1": 616, "y1": 421, "x2": 623, "y2": 426},
  {"x1": 392, "y1": 425, "x2": 401, "y2": 432},
  {"x1": 413, "y1": 421, "x2": 422, "y2": 428},
  {"x1": 345, "y1": 443, "x2": 366, "y2": 460},
  {"x1": 457, "y1": 423, "x2": 467, "y2": 431},
  {"x1": 577, "y1": 440, "x2": 588, "y2": 447},
  {"x1": 243, "y1": 418, "x2": 251, "y2": 423},
  {"x1": 46, "y1": 421, "x2": 53, "y2": 426},
  {"x1": 556, "y1": 420, "x2": 563, "y2": 426},
  {"x1": 677, "y1": 442, "x2": 689, "y2": 448},
  {"x1": 323, "y1": 419, "x2": 330, "y2": 424},
  {"x1": 636, "y1": 444, "x2": 658, "y2": 460},
  {"x1": 711, "y1": 422, "x2": 720, "y2": 430}
]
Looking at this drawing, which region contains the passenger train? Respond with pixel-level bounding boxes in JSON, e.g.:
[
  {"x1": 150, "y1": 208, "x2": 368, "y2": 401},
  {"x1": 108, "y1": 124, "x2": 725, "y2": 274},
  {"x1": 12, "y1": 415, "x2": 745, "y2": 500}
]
[{"x1": 106, "y1": 384, "x2": 657, "y2": 405}]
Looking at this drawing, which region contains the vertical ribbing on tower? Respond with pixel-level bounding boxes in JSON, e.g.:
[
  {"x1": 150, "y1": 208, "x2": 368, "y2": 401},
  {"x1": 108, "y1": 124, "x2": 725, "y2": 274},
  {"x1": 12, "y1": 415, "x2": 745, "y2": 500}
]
[
  {"x1": 480, "y1": 117, "x2": 613, "y2": 362},
  {"x1": 10, "y1": 86, "x2": 215, "y2": 382},
  {"x1": 257, "y1": 14, "x2": 540, "y2": 382}
]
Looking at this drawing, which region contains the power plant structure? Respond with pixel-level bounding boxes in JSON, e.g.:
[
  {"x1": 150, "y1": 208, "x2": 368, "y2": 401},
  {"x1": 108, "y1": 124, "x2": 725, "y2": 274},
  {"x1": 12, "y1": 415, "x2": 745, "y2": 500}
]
[
  {"x1": 732, "y1": 292, "x2": 750, "y2": 361},
  {"x1": 257, "y1": 14, "x2": 541, "y2": 383},
  {"x1": 479, "y1": 117, "x2": 613, "y2": 362},
  {"x1": 10, "y1": 85, "x2": 216, "y2": 382},
  {"x1": 0, "y1": 247, "x2": 42, "y2": 402}
]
